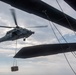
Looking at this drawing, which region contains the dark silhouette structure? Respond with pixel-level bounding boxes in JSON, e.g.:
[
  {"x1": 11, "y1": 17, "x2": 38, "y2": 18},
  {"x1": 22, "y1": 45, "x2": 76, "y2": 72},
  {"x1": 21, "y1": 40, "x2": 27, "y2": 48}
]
[
  {"x1": 14, "y1": 43, "x2": 76, "y2": 58},
  {"x1": 1, "y1": 0, "x2": 76, "y2": 31},
  {"x1": 64, "y1": 0, "x2": 76, "y2": 10}
]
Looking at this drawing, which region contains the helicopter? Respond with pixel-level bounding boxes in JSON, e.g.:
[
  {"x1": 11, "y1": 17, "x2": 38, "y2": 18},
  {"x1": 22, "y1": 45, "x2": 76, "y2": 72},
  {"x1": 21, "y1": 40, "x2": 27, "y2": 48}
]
[{"x1": 0, "y1": 9, "x2": 47, "y2": 42}]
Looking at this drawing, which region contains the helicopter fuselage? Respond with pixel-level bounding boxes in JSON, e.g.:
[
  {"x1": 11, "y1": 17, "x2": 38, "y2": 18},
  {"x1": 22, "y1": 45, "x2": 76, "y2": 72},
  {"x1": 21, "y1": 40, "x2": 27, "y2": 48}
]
[{"x1": 0, "y1": 27, "x2": 34, "y2": 42}]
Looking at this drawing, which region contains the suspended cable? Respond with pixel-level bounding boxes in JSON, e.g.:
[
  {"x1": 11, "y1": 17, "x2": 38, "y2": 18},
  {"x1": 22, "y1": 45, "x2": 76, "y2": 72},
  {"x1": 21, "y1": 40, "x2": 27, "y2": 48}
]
[
  {"x1": 56, "y1": 0, "x2": 76, "y2": 59},
  {"x1": 73, "y1": 52, "x2": 76, "y2": 55},
  {"x1": 52, "y1": 22, "x2": 76, "y2": 75},
  {"x1": 47, "y1": 20, "x2": 60, "y2": 42},
  {"x1": 64, "y1": 53, "x2": 76, "y2": 75},
  {"x1": 52, "y1": 23, "x2": 76, "y2": 75},
  {"x1": 13, "y1": 40, "x2": 17, "y2": 66},
  {"x1": 11, "y1": 40, "x2": 18, "y2": 72},
  {"x1": 43, "y1": 10, "x2": 76, "y2": 75},
  {"x1": 52, "y1": 22, "x2": 76, "y2": 59},
  {"x1": 56, "y1": 0, "x2": 76, "y2": 33},
  {"x1": 71, "y1": 52, "x2": 76, "y2": 58}
]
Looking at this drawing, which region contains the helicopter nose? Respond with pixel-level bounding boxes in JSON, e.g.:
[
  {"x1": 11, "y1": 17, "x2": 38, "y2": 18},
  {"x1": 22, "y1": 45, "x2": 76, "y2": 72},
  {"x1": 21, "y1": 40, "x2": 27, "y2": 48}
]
[
  {"x1": 32, "y1": 31, "x2": 35, "y2": 34},
  {"x1": 28, "y1": 31, "x2": 34, "y2": 35},
  {"x1": 28, "y1": 30, "x2": 35, "y2": 35}
]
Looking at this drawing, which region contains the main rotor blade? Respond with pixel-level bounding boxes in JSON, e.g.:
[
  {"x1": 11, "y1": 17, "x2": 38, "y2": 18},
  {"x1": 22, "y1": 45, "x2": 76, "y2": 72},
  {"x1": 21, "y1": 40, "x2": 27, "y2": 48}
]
[
  {"x1": 27, "y1": 25, "x2": 48, "y2": 28},
  {"x1": 10, "y1": 9, "x2": 18, "y2": 27},
  {"x1": 0, "y1": 26, "x2": 15, "y2": 28},
  {"x1": 14, "y1": 43, "x2": 76, "y2": 59}
]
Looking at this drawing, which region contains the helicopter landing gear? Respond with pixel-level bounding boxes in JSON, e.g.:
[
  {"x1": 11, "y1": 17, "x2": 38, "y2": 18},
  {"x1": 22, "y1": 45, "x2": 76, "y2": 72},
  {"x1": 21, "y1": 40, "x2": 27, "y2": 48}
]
[{"x1": 23, "y1": 38, "x2": 26, "y2": 41}]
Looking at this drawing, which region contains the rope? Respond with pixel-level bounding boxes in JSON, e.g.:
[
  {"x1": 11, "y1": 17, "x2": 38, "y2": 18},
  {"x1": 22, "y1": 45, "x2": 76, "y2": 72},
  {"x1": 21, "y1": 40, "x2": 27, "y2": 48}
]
[
  {"x1": 52, "y1": 22, "x2": 76, "y2": 75},
  {"x1": 56, "y1": 0, "x2": 76, "y2": 57},
  {"x1": 56, "y1": 0, "x2": 76, "y2": 32},
  {"x1": 42, "y1": 10, "x2": 76, "y2": 75},
  {"x1": 13, "y1": 40, "x2": 17, "y2": 66},
  {"x1": 72, "y1": 52, "x2": 76, "y2": 58}
]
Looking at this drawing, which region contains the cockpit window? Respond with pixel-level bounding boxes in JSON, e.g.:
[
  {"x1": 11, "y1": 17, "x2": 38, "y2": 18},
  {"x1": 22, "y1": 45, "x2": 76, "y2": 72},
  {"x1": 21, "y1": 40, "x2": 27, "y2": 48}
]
[{"x1": 6, "y1": 29, "x2": 20, "y2": 35}]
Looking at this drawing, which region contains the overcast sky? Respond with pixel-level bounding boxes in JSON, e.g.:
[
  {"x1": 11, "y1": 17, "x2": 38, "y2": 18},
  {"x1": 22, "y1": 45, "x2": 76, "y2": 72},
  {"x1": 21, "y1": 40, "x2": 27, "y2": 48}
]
[{"x1": 0, "y1": 0, "x2": 76, "y2": 75}]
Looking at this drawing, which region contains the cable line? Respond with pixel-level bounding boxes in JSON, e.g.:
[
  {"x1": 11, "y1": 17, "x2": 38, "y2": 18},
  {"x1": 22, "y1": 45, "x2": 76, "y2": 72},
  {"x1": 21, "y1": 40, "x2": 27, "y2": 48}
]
[
  {"x1": 43, "y1": 10, "x2": 76, "y2": 75},
  {"x1": 13, "y1": 40, "x2": 17, "y2": 66},
  {"x1": 56, "y1": 0, "x2": 76, "y2": 32},
  {"x1": 52, "y1": 22, "x2": 76, "y2": 75},
  {"x1": 56, "y1": 0, "x2": 76, "y2": 57}
]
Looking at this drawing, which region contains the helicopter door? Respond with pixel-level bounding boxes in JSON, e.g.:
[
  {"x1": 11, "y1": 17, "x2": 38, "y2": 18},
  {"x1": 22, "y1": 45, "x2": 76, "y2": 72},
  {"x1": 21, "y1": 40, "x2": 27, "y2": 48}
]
[{"x1": 12, "y1": 30, "x2": 20, "y2": 37}]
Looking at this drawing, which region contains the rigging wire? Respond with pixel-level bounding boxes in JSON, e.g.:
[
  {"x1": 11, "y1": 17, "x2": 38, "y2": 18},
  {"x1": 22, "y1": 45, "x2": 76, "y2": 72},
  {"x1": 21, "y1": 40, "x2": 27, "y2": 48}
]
[
  {"x1": 52, "y1": 22, "x2": 76, "y2": 59},
  {"x1": 56, "y1": 0, "x2": 76, "y2": 33},
  {"x1": 73, "y1": 52, "x2": 76, "y2": 56},
  {"x1": 71, "y1": 52, "x2": 76, "y2": 58},
  {"x1": 42, "y1": 10, "x2": 76, "y2": 75},
  {"x1": 13, "y1": 40, "x2": 17, "y2": 66},
  {"x1": 52, "y1": 23, "x2": 76, "y2": 75},
  {"x1": 56, "y1": 0, "x2": 76, "y2": 57},
  {"x1": 51, "y1": 20, "x2": 76, "y2": 75}
]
